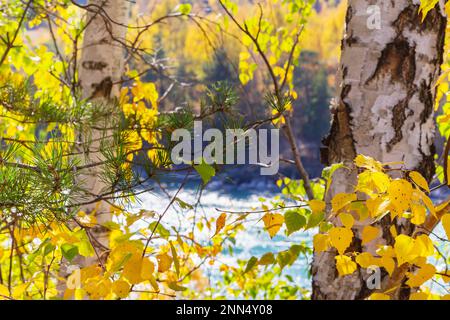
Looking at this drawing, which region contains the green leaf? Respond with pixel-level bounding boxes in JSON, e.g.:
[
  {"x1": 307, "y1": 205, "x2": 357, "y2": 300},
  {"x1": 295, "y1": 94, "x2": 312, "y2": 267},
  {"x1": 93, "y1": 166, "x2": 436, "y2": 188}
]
[
  {"x1": 194, "y1": 161, "x2": 215, "y2": 184},
  {"x1": 277, "y1": 251, "x2": 292, "y2": 269},
  {"x1": 170, "y1": 241, "x2": 180, "y2": 277},
  {"x1": 284, "y1": 210, "x2": 306, "y2": 235},
  {"x1": 43, "y1": 243, "x2": 56, "y2": 257},
  {"x1": 258, "y1": 252, "x2": 275, "y2": 265},
  {"x1": 149, "y1": 222, "x2": 170, "y2": 239},
  {"x1": 322, "y1": 162, "x2": 344, "y2": 192},
  {"x1": 244, "y1": 256, "x2": 258, "y2": 273},
  {"x1": 61, "y1": 244, "x2": 79, "y2": 262},
  {"x1": 306, "y1": 210, "x2": 325, "y2": 230},
  {"x1": 75, "y1": 229, "x2": 95, "y2": 257},
  {"x1": 174, "y1": 197, "x2": 193, "y2": 210},
  {"x1": 168, "y1": 282, "x2": 187, "y2": 291},
  {"x1": 178, "y1": 3, "x2": 192, "y2": 15}
]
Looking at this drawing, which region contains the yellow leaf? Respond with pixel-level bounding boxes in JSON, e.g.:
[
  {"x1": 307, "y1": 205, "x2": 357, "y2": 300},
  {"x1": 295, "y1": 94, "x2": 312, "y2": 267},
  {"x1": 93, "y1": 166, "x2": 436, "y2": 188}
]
[
  {"x1": 339, "y1": 213, "x2": 354, "y2": 229},
  {"x1": 0, "y1": 284, "x2": 10, "y2": 300},
  {"x1": 262, "y1": 213, "x2": 284, "y2": 238},
  {"x1": 355, "y1": 252, "x2": 378, "y2": 268},
  {"x1": 148, "y1": 274, "x2": 159, "y2": 292},
  {"x1": 394, "y1": 235, "x2": 417, "y2": 266},
  {"x1": 356, "y1": 171, "x2": 390, "y2": 196},
  {"x1": 380, "y1": 256, "x2": 395, "y2": 276},
  {"x1": 390, "y1": 225, "x2": 398, "y2": 238},
  {"x1": 329, "y1": 227, "x2": 353, "y2": 254},
  {"x1": 354, "y1": 155, "x2": 383, "y2": 172},
  {"x1": 112, "y1": 280, "x2": 130, "y2": 299},
  {"x1": 376, "y1": 245, "x2": 395, "y2": 258},
  {"x1": 140, "y1": 258, "x2": 155, "y2": 281},
  {"x1": 12, "y1": 283, "x2": 29, "y2": 299},
  {"x1": 157, "y1": 253, "x2": 173, "y2": 273},
  {"x1": 388, "y1": 179, "x2": 413, "y2": 216},
  {"x1": 406, "y1": 264, "x2": 436, "y2": 288},
  {"x1": 411, "y1": 204, "x2": 426, "y2": 225},
  {"x1": 362, "y1": 226, "x2": 380, "y2": 245},
  {"x1": 308, "y1": 200, "x2": 326, "y2": 213},
  {"x1": 436, "y1": 199, "x2": 450, "y2": 212},
  {"x1": 417, "y1": 190, "x2": 436, "y2": 218},
  {"x1": 442, "y1": 214, "x2": 450, "y2": 240},
  {"x1": 123, "y1": 256, "x2": 142, "y2": 284},
  {"x1": 410, "y1": 292, "x2": 429, "y2": 300},
  {"x1": 366, "y1": 197, "x2": 390, "y2": 218},
  {"x1": 214, "y1": 213, "x2": 226, "y2": 236},
  {"x1": 331, "y1": 193, "x2": 357, "y2": 213},
  {"x1": 447, "y1": 159, "x2": 450, "y2": 186},
  {"x1": 414, "y1": 234, "x2": 434, "y2": 257},
  {"x1": 368, "y1": 293, "x2": 390, "y2": 300},
  {"x1": 335, "y1": 255, "x2": 357, "y2": 276},
  {"x1": 77, "y1": 211, "x2": 97, "y2": 228},
  {"x1": 409, "y1": 171, "x2": 430, "y2": 193},
  {"x1": 313, "y1": 234, "x2": 330, "y2": 253}
]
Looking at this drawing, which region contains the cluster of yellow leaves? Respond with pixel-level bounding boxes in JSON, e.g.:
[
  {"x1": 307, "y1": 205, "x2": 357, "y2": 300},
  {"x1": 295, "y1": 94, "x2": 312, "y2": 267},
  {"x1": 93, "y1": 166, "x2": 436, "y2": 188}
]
[
  {"x1": 120, "y1": 78, "x2": 162, "y2": 164},
  {"x1": 313, "y1": 155, "x2": 450, "y2": 299}
]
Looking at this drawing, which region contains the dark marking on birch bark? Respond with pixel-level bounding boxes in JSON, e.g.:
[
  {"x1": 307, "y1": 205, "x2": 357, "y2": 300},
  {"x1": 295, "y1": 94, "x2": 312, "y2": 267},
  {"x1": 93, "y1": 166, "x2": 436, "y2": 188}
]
[
  {"x1": 365, "y1": 39, "x2": 416, "y2": 86},
  {"x1": 387, "y1": 97, "x2": 408, "y2": 152},
  {"x1": 82, "y1": 60, "x2": 108, "y2": 71},
  {"x1": 89, "y1": 76, "x2": 113, "y2": 99},
  {"x1": 321, "y1": 84, "x2": 357, "y2": 165}
]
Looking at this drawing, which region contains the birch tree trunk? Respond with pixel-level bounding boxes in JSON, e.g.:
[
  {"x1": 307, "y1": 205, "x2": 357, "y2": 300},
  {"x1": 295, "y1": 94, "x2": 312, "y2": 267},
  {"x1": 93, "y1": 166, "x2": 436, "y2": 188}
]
[
  {"x1": 77, "y1": 0, "x2": 129, "y2": 260},
  {"x1": 312, "y1": 0, "x2": 446, "y2": 300}
]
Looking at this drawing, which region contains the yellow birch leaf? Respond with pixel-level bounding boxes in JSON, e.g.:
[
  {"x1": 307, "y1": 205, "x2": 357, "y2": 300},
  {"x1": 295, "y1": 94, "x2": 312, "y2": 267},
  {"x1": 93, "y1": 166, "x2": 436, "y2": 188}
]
[
  {"x1": 409, "y1": 171, "x2": 430, "y2": 193},
  {"x1": 148, "y1": 274, "x2": 159, "y2": 292},
  {"x1": 362, "y1": 225, "x2": 380, "y2": 245},
  {"x1": 340, "y1": 213, "x2": 354, "y2": 229},
  {"x1": 157, "y1": 253, "x2": 173, "y2": 273},
  {"x1": 380, "y1": 256, "x2": 395, "y2": 276},
  {"x1": 331, "y1": 193, "x2": 357, "y2": 213},
  {"x1": 112, "y1": 280, "x2": 130, "y2": 299},
  {"x1": 368, "y1": 293, "x2": 390, "y2": 300},
  {"x1": 214, "y1": 213, "x2": 226, "y2": 236},
  {"x1": 377, "y1": 245, "x2": 395, "y2": 258},
  {"x1": 442, "y1": 214, "x2": 450, "y2": 240},
  {"x1": 329, "y1": 227, "x2": 353, "y2": 254},
  {"x1": 308, "y1": 200, "x2": 326, "y2": 213},
  {"x1": 388, "y1": 179, "x2": 413, "y2": 216},
  {"x1": 335, "y1": 255, "x2": 357, "y2": 276},
  {"x1": 406, "y1": 264, "x2": 436, "y2": 288},
  {"x1": 0, "y1": 284, "x2": 9, "y2": 300},
  {"x1": 262, "y1": 213, "x2": 284, "y2": 238},
  {"x1": 390, "y1": 225, "x2": 398, "y2": 238},
  {"x1": 410, "y1": 292, "x2": 429, "y2": 300},
  {"x1": 419, "y1": 191, "x2": 436, "y2": 218},
  {"x1": 414, "y1": 234, "x2": 434, "y2": 257},
  {"x1": 313, "y1": 233, "x2": 330, "y2": 253},
  {"x1": 123, "y1": 256, "x2": 142, "y2": 284},
  {"x1": 140, "y1": 258, "x2": 155, "y2": 281},
  {"x1": 411, "y1": 204, "x2": 426, "y2": 225},
  {"x1": 355, "y1": 252, "x2": 378, "y2": 268},
  {"x1": 366, "y1": 197, "x2": 390, "y2": 218},
  {"x1": 354, "y1": 155, "x2": 383, "y2": 172},
  {"x1": 394, "y1": 235, "x2": 417, "y2": 266}
]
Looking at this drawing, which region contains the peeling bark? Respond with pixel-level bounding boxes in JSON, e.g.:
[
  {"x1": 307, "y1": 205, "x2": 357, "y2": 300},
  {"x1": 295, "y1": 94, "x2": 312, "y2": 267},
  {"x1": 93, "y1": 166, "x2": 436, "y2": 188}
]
[{"x1": 314, "y1": 0, "x2": 446, "y2": 300}]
